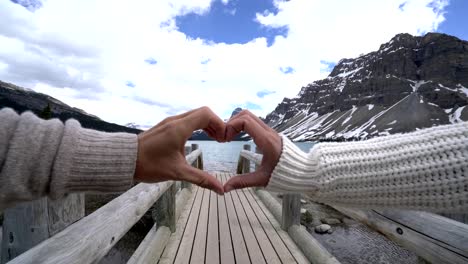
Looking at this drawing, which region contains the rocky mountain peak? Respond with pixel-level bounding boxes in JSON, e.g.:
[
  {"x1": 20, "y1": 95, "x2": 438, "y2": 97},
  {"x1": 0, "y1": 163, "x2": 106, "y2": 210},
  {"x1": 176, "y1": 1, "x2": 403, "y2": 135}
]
[{"x1": 266, "y1": 33, "x2": 468, "y2": 141}]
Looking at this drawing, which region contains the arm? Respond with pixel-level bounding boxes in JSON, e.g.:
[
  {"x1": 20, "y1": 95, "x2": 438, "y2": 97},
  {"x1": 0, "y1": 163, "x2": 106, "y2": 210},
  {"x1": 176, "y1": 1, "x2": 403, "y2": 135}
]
[
  {"x1": 224, "y1": 110, "x2": 468, "y2": 213},
  {"x1": 0, "y1": 106, "x2": 226, "y2": 210},
  {"x1": 0, "y1": 108, "x2": 137, "y2": 210}
]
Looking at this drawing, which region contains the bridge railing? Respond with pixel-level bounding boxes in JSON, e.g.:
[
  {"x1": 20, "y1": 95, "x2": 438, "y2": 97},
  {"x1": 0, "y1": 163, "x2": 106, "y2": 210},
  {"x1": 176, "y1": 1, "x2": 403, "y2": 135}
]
[
  {"x1": 237, "y1": 144, "x2": 468, "y2": 264},
  {"x1": 3, "y1": 144, "x2": 203, "y2": 264}
]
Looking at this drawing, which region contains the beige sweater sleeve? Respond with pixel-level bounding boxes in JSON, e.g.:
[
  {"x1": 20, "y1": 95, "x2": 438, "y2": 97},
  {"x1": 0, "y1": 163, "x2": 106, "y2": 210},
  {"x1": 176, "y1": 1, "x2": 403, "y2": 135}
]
[
  {"x1": 0, "y1": 108, "x2": 137, "y2": 210},
  {"x1": 266, "y1": 121, "x2": 468, "y2": 213}
]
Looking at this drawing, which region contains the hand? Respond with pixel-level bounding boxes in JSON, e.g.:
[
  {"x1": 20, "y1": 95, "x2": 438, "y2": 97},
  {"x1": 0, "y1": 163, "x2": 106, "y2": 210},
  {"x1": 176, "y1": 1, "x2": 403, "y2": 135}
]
[
  {"x1": 134, "y1": 107, "x2": 225, "y2": 195},
  {"x1": 224, "y1": 110, "x2": 282, "y2": 192}
]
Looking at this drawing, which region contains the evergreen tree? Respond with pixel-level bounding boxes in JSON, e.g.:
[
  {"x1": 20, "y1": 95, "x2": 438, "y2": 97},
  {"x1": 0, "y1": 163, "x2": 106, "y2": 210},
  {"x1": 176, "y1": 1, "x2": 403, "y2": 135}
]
[{"x1": 39, "y1": 103, "x2": 52, "y2": 120}]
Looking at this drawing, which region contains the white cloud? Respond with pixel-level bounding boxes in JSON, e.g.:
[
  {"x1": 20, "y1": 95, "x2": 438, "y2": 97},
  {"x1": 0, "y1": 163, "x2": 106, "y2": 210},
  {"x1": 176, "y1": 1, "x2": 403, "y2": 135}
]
[{"x1": 0, "y1": 0, "x2": 448, "y2": 126}]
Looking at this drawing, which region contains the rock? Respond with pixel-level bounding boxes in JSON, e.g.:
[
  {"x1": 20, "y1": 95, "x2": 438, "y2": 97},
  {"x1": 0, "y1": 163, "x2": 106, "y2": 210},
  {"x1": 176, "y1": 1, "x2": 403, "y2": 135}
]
[
  {"x1": 315, "y1": 224, "x2": 331, "y2": 234},
  {"x1": 265, "y1": 32, "x2": 468, "y2": 141},
  {"x1": 321, "y1": 218, "x2": 341, "y2": 225},
  {"x1": 300, "y1": 199, "x2": 307, "y2": 204},
  {"x1": 327, "y1": 229, "x2": 334, "y2": 234},
  {"x1": 301, "y1": 208, "x2": 306, "y2": 214},
  {"x1": 277, "y1": 194, "x2": 283, "y2": 199}
]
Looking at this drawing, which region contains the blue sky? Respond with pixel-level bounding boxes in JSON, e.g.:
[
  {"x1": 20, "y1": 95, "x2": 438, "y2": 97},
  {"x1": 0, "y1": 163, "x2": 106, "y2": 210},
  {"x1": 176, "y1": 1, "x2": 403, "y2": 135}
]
[
  {"x1": 437, "y1": 0, "x2": 468, "y2": 41},
  {"x1": 176, "y1": 0, "x2": 288, "y2": 46},
  {"x1": 1, "y1": 0, "x2": 465, "y2": 127}
]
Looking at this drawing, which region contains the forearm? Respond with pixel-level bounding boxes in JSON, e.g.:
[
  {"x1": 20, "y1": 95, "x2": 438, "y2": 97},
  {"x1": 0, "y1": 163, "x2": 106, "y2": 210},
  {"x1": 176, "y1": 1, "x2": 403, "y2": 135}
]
[
  {"x1": 266, "y1": 122, "x2": 468, "y2": 212},
  {"x1": 0, "y1": 108, "x2": 137, "y2": 210}
]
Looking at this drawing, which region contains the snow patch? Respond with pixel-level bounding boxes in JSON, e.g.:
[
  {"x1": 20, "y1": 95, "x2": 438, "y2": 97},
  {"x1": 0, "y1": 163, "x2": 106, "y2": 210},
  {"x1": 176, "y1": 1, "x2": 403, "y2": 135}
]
[
  {"x1": 367, "y1": 104, "x2": 374, "y2": 110},
  {"x1": 457, "y1": 84, "x2": 468, "y2": 96},
  {"x1": 387, "y1": 120, "x2": 397, "y2": 125},
  {"x1": 409, "y1": 80, "x2": 430, "y2": 92},
  {"x1": 449, "y1": 106, "x2": 466, "y2": 123},
  {"x1": 342, "y1": 106, "x2": 357, "y2": 125},
  {"x1": 337, "y1": 67, "x2": 363, "y2": 78}
]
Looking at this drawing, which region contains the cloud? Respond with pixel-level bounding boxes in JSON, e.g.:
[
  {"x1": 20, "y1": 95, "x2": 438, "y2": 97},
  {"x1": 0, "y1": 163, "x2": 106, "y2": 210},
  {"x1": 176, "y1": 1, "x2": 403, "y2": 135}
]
[
  {"x1": 257, "y1": 90, "x2": 276, "y2": 98},
  {"x1": 0, "y1": 0, "x2": 450, "y2": 126},
  {"x1": 144, "y1": 58, "x2": 158, "y2": 65},
  {"x1": 245, "y1": 102, "x2": 262, "y2": 110},
  {"x1": 279, "y1": 66, "x2": 295, "y2": 74},
  {"x1": 126, "y1": 81, "x2": 136, "y2": 88}
]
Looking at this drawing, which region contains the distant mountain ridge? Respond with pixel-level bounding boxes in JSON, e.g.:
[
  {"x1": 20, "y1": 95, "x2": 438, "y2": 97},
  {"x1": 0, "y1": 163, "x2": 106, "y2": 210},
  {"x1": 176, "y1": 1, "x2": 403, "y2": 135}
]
[
  {"x1": 0, "y1": 80, "x2": 141, "y2": 134},
  {"x1": 265, "y1": 33, "x2": 468, "y2": 141}
]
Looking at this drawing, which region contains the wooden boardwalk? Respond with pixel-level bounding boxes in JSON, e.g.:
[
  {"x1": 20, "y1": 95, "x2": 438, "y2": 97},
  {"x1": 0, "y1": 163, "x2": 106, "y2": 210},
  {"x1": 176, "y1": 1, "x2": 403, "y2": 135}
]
[{"x1": 158, "y1": 173, "x2": 309, "y2": 264}]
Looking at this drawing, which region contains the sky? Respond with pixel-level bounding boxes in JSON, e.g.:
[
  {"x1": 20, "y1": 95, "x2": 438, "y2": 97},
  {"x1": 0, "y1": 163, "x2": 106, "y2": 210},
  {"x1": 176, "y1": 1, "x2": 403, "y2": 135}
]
[{"x1": 0, "y1": 0, "x2": 466, "y2": 128}]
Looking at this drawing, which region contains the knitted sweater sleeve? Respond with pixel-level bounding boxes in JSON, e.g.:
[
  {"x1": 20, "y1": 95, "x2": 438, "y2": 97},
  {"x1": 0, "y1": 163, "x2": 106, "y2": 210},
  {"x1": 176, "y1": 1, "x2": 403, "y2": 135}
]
[
  {"x1": 0, "y1": 108, "x2": 137, "y2": 210},
  {"x1": 266, "y1": 122, "x2": 468, "y2": 212}
]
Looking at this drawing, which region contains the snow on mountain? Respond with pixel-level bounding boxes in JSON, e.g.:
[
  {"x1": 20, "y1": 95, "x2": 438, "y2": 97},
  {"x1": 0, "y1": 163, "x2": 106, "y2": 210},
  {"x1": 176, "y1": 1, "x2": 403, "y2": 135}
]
[{"x1": 265, "y1": 33, "x2": 468, "y2": 141}]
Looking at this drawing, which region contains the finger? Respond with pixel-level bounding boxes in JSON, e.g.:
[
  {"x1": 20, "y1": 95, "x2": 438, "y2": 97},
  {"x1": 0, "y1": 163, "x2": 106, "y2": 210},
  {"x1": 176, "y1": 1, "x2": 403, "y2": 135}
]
[
  {"x1": 225, "y1": 114, "x2": 268, "y2": 146},
  {"x1": 223, "y1": 171, "x2": 269, "y2": 192},
  {"x1": 229, "y1": 109, "x2": 271, "y2": 132},
  {"x1": 181, "y1": 107, "x2": 226, "y2": 141},
  {"x1": 181, "y1": 165, "x2": 224, "y2": 195},
  {"x1": 148, "y1": 108, "x2": 199, "y2": 132}
]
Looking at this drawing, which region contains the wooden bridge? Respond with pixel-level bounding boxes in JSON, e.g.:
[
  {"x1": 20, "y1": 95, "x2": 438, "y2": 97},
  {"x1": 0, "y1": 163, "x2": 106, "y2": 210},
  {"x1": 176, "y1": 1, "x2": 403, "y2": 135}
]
[{"x1": 2, "y1": 145, "x2": 468, "y2": 264}]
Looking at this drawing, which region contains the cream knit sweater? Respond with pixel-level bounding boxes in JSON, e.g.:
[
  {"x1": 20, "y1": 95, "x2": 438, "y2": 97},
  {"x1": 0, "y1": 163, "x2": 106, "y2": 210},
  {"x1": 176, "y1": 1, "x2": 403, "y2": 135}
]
[
  {"x1": 0, "y1": 108, "x2": 137, "y2": 211},
  {"x1": 266, "y1": 121, "x2": 468, "y2": 212}
]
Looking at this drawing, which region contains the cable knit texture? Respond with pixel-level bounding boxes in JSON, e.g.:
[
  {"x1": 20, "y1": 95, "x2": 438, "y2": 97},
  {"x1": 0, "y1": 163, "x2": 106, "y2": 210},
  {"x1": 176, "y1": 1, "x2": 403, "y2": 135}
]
[
  {"x1": 0, "y1": 108, "x2": 137, "y2": 210},
  {"x1": 267, "y1": 122, "x2": 468, "y2": 212}
]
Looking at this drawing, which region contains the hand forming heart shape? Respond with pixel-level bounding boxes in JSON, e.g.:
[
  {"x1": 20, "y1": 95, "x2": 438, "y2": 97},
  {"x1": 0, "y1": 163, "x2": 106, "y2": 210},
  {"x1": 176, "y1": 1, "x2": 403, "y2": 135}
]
[{"x1": 134, "y1": 107, "x2": 282, "y2": 195}]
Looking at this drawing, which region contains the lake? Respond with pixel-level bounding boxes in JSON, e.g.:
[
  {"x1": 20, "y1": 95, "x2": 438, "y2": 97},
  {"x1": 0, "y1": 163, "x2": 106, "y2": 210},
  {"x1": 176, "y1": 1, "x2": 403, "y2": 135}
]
[{"x1": 187, "y1": 140, "x2": 315, "y2": 172}]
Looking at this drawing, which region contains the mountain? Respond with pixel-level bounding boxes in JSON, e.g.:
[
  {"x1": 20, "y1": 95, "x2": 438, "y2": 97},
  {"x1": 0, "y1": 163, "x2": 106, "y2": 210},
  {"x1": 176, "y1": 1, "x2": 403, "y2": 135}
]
[
  {"x1": 265, "y1": 33, "x2": 468, "y2": 141},
  {"x1": 0, "y1": 80, "x2": 141, "y2": 134}
]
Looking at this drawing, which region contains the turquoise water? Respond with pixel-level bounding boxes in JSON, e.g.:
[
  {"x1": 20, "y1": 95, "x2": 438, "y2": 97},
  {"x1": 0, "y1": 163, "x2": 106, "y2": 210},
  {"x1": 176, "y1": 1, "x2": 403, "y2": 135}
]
[{"x1": 187, "y1": 140, "x2": 315, "y2": 172}]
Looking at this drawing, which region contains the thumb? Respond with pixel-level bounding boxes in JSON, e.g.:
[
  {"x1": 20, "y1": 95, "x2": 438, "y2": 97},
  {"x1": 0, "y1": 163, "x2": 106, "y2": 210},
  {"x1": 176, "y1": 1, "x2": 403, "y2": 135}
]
[
  {"x1": 182, "y1": 165, "x2": 224, "y2": 195},
  {"x1": 223, "y1": 171, "x2": 269, "y2": 193}
]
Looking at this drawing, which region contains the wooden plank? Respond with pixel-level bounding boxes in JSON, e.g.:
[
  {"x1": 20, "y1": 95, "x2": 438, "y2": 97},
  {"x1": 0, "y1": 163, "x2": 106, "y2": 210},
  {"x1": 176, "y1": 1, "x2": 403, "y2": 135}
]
[
  {"x1": 248, "y1": 189, "x2": 309, "y2": 264},
  {"x1": 221, "y1": 173, "x2": 250, "y2": 264},
  {"x1": 127, "y1": 226, "x2": 171, "y2": 264},
  {"x1": 227, "y1": 175, "x2": 266, "y2": 264},
  {"x1": 173, "y1": 184, "x2": 205, "y2": 264},
  {"x1": 8, "y1": 182, "x2": 174, "y2": 264},
  {"x1": 129, "y1": 187, "x2": 194, "y2": 264},
  {"x1": 334, "y1": 206, "x2": 468, "y2": 264},
  {"x1": 240, "y1": 188, "x2": 297, "y2": 263},
  {"x1": 159, "y1": 187, "x2": 199, "y2": 264},
  {"x1": 217, "y1": 174, "x2": 235, "y2": 264},
  {"x1": 235, "y1": 188, "x2": 281, "y2": 264},
  {"x1": 206, "y1": 188, "x2": 220, "y2": 264},
  {"x1": 377, "y1": 210, "x2": 468, "y2": 256},
  {"x1": 190, "y1": 188, "x2": 210, "y2": 263}
]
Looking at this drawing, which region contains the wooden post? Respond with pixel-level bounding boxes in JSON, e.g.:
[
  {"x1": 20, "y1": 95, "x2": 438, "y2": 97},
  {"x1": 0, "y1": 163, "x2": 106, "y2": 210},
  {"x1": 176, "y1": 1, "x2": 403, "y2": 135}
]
[
  {"x1": 191, "y1": 144, "x2": 199, "y2": 168},
  {"x1": 182, "y1": 146, "x2": 192, "y2": 189},
  {"x1": 153, "y1": 183, "x2": 176, "y2": 233},
  {"x1": 242, "y1": 144, "x2": 251, "y2": 173},
  {"x1": 255, "y1": 147, "x2": 262, "y2": 171},
  {"x1": 282, "y1": 194, "x2": 301, "y2": 231},
  {"x1": 1, "y1": 194, "x2": 84, "y2": 263}
]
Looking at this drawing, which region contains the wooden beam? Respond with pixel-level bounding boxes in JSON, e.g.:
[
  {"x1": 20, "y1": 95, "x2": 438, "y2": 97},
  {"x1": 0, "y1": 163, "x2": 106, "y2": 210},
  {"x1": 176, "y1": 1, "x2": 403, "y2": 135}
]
[
  {"x1": 7, "y1": 182, "x2": 173, "y2": 264},
  {"x1": 334, "y1": 206, "x2": 468, "y2": 264}
]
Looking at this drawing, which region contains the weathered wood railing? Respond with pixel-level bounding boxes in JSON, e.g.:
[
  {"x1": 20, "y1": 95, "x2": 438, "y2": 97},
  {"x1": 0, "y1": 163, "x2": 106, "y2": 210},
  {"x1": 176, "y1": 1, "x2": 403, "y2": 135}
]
[
  {"x1": 3, "y1": 144, "x2": 203, "y2": 264},
  {"x1": 237, "y1": 144, "x2": 468, "y2": 264},
  {"x1": 237, "y1": 145, "x2": 340, "y2": 264}
]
